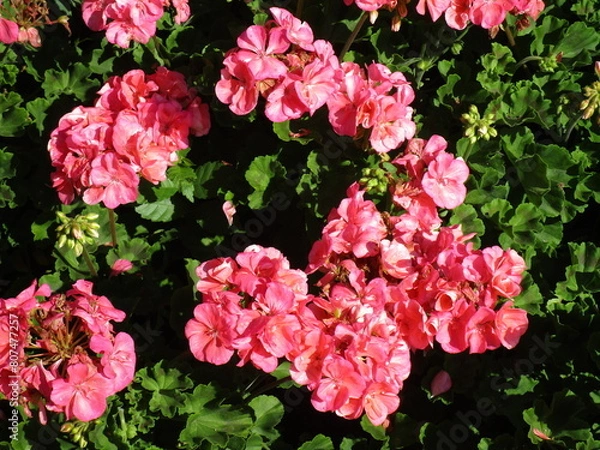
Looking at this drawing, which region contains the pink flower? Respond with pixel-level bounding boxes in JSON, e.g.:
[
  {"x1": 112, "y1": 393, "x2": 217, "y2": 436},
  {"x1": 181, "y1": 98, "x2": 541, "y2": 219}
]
[
  {"x1": 187, "y1": 97, "x2": 211, "y2": 137},
  {"x1": 466, "y1": 307, "x2": 501, "y2": 353},
  {"x1": 311, "y1": 356, "x2": 366, "y2": 412},
  {"x1": 0, "y1": 18, "x2": 19, "y2": 44},
  {"x1": 363, "y1": 382, "x2": 400, "y2": 426},
  {"x1": 50, "y1": 363, "x2": 113, "y2": 421},
  {"x1": 430, "y1": 370, "x2": 452, "y2": 396},
  {"x1": 18, "y1": 27, "x2": 42, "y2": 47},
  {"x1": 421, "y1": 152, "x2": 469, "y2": 209},
  {"x1": 416, "y1": 0, "x2": 452, "y2": 22},
  {"x1": 222, "y1": 200, "x2": 236, "y2": 226},
  {"x1": 369, "y1": 96, "x2": 416, "y2": 153},
  {"x1": 171, "y1": 0, "x2": 190, "y2": 24},
  {"x1": 185, "y1": 303, "x2": 235, "y2": 365},
  {"x1": 69, "y1": 280, "x2": 126, "y2": 333},
  {"x1": 196, "y1": 257, "x2": 237, "y2": 294},
  {"x1": 110, "y1": 259, "x2": 134, "y2": 276},
  {"x1": 294, "y1": 60, "x2": 338, "y2": 115},
  {"x1": 269, "y1": 7, "x2": 314, "y2": 50},
  {"x1": 265, "y1": 76, "x2": 307, "y2": 122},
  {"x1": 483, "y1": 247, "x2": 526, "y2": 299},
  {"x1": 495, "y1": 301, "x2": 528, "y2": 349},
  {"x1": 82, "y1": 153, "x2": 140, "y2": 209},
  {"x1": 215, "y1": 54, "x2": 260, "y2": 116},
  {"x1": 469, "y1": 0, "x2": 515, "y2": 29},
  {"x1": 445, "y1": 0, "x2": 470, "y2": 29},
  {"x1": 90, "y1": 333, "x2": 136, "y2": 392},
  {"x1": 82, "y1": 0, "x2": 111, "y2": 31},
  {"x1": 380, "y1": 239, "x2": 413, "y2": 279},
  {"x1": 235, "y1": 25, "x2": 289, "y2": 81}
]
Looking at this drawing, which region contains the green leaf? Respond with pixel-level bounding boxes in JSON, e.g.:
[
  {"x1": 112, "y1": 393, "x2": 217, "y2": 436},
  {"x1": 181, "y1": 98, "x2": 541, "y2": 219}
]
[
  {"x1": 298, "y1": 434, "x2": 334, "y2": 450},
  {"x1": 107, "y1": 237, "x2": 158, "y2": 267},
  {"x1": 249, "y1": 395, "x2": 284, "y2": 441},
  {"x1": 167, "y1": 165, "x2": 197, "y2": 202},
  {"x1": 180, "y1": 407, "x2": 253, "y2": 447},
  {"x1": 554, "y1": 22, "x2": 600, "y2": 59},
  {"x1": 245, "y1": 154, "x2": 286, "y2": 209},
  {"x1": 272, "y1": 121, "x2": 313, "y2": 144},
  {"x1": 41, "y1": 63, "x2": 100, "y2": 101},
  {"x1": 31, "y1": 218, "x2": 53, "y2": 241},
  {"x1": 26, "y1": 97, "x2": 52, "y2": 135},
  {"x1": 138, "y1": 362, "x2": 194, "y2": 418},
  {"x1": 360, "y1": 415, "x2": 388, "y2": 441},
  {"x1": 0, "y1": 149, "x2": 15, "y2": 180},
  {"x1": 508, "y1": 203, "x2": 543, "y2": 234},
  {"x1": 135, "y1": 199, "x2": 175, "y2": 222},
  {"x1": 449, "y1": 204, "x2": 485, "y2": 244},
  {"x1": 180, "y1": 384, "x2": 219, "y2": 415},
  {"x1": 0, "y1": 92, "x2": 29, "y2": 136},
  {"x1": 195, "y1": 161, "x2": 222, "y2": 200},
  {"x1": 514, "y1": 274, "x2": 543, "y2": 315},
  {"x1": 0, "y1": 63, "x2": 19, "y2": 86}
]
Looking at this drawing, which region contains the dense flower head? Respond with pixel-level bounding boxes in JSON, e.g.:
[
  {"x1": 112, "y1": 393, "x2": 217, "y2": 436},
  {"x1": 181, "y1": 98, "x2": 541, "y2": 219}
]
[
  {"x1": 82, "y1": 0, "x2": 190, "y2": 48},
  {"x1": 48, "y1": 67, "x2": 210, "y2": 209},
  {"x1": 0, "y1": 280, "x2": 135, "y2": 423},
  {"x1": 345, "y1": 0, "x2": 544, "y2": 30},
  {"x1": 216, "y1": 7, "x2": 416, "y2": 154},
  {"x1": 187, "y1": 134, "x2": 529, "y2": 426}
]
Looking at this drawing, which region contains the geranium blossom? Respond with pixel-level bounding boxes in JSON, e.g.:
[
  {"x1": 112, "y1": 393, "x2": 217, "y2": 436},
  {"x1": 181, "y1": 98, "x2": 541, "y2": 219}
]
[
  {"x1": 49, "y1": 67, "x2": 211, "y2": 209},
  {"x1": 0, "y1": 281, "x2": 136, "y2": 423}
]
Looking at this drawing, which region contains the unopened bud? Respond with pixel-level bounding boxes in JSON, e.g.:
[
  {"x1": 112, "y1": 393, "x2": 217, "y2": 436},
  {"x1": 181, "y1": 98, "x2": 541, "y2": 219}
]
[{"x1": 369, "y1": 10, "x2": 378, "y2": 24}]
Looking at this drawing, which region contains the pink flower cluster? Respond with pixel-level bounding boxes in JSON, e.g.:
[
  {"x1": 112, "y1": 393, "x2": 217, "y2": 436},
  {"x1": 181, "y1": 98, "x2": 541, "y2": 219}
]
[
  {"x1": 215, "y1": 7, "x2": 416, "y2": 153},
  {"x1": 48, "y1": 67, "x2": 210, "y2": 209},
  {"x1": 343, "y1": 0, "x2": 544, "y2": 30},
  {"x1": 82, "y1": 0, "x2": 190, "y2": 48},
  {"x1": 186, "y1": 135, "x2": 528, "y2": 426},
  {"x1": 0, "y1": 280, "x2": 136, "y2": 423}
]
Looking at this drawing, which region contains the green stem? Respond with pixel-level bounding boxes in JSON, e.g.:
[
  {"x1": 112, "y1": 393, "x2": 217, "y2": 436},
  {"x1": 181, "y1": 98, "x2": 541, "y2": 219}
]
[
  {"x1": 295, "y1": 0, "x2": 305, "y2": 19},
  {"x1": 563, "y1": 112, "x2": 585, "y2": 144},
  {"x1": 108, "y1": 209, "x2": 118, "y2": 247},
  {"x1": 339, "y1": 12, "x2": 368, "y2": 61},
  {"x1": 515, "y1": 55, "x2": 543, "y2": 70},
  {"x1": 81, "y1": 246, "x2": 98, "y2": 278},
  {"x1": 248, "y1": 376, "x2": 293, "y2": 399},
  {"x1": 461, "y1": 139, "x2": 475, "y2": 161},
  {"x1": 504, "y1": 25, "x2": 516, "y2": 47}
]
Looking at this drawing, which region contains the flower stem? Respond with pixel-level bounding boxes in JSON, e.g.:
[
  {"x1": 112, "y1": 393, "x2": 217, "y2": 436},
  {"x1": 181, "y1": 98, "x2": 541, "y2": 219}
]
[
  {"x1": 295, "y1": 0, "x2": 305, "y2": 19},
  {"x1": 108, "y1": 209, "x2": 118, "y2": 247},
  {"x1": 81, "y1": 246, "x2": 98, "y2": 278},
  {"x1": 461, "y1": 140, "x2": 475, "y2": 161},
  {"x1": 248, "y1": 376, "x2": 294, "y2": 399},
  {"x1": 504, "y1": 25, "x2": 516, "y2": 47},
  {"x1": 515, "y1": 56, "x2": 543, "y2": 70},
  {"x1": 564, "y1": 112, "x2": 585, "y2": 144},
  {"x1": 339, "y1": 12, "x2": 368, "y2": 61}
]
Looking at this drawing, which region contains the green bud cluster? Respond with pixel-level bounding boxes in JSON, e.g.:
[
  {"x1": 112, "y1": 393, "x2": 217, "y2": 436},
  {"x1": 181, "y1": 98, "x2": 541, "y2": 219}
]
[
  {"x1": 461, "y1": 105, "x2": 498, "y2": 144},
  {"x1": 539, "y1": 55, "x2": 560, "y2": 73},
  {"x1": 60, "y1": 420, "x2": 92, "y2": 448},
  {"x1": 580, "y1": 81, "x2": 600, "y2": 123},
  {"x1": 56, "y1": 211, "x2": 100, "y2": 257},
  {"x1": 360, "y1": 166, "x2": 390, "y2": 195}
]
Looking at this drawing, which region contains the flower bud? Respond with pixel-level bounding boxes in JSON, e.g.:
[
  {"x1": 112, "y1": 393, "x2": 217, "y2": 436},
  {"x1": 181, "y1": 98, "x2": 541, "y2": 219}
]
[{"x1": 431, "y1": 370, "x2": 452, "y2": 397}]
